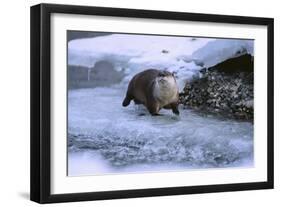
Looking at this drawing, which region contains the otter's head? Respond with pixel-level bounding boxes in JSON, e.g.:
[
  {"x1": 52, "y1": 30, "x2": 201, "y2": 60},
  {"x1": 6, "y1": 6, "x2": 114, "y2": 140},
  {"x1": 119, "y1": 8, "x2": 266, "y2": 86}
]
[{"x1": 156, "y1": 71, "x2": 176, "y2": 86}]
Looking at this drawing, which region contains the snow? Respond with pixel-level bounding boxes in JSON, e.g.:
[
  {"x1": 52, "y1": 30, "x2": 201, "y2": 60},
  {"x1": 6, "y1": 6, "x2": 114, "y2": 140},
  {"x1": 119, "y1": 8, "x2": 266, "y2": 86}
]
[
  {"x1": 69, "y1": 35, "x2": 214, "y2": 90},
  {"x1": 68, "y1": 34, "x2": 254, "y2": 91},
  {"x1": 192, "y1": 39, "x2": 254, "y2": 68},
  {"x1": 68, "y1": 34, "x2": 213, "y2": 68}
]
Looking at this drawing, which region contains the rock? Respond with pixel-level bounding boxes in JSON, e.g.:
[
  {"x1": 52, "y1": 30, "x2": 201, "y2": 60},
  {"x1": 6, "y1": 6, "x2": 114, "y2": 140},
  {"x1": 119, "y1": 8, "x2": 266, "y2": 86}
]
[
  {"x1": 208, "y1": 54, "x2": 253, "y2": 74},
  {"x1": 179, "y1": 54, "x2": 254, "y2": 120},
  {"x1": 68, "y1": 61, "x2": 125, "y2": 89}
]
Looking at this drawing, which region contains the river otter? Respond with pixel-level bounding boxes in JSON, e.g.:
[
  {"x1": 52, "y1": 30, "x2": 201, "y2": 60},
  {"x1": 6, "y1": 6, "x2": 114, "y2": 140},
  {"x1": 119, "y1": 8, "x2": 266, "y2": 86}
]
[{"x1": 122, "y1": 69, "x2": 179, "y2": 115}]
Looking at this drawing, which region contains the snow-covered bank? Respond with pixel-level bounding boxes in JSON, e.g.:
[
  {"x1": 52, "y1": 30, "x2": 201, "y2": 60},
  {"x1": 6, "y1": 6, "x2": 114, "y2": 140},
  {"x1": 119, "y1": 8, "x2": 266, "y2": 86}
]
[
  {"x1": 68, "y1": 34, "x2": 213, "y2": 90},
  {"x1": 192, "y1": 39, "x2": 254, "y2": 68},
  {"x1": 68, "y1": 34, "x2": 253, "y2": 91},
  {"x1": 68, "y1": 34, "x2": 213, "y2": 69}
]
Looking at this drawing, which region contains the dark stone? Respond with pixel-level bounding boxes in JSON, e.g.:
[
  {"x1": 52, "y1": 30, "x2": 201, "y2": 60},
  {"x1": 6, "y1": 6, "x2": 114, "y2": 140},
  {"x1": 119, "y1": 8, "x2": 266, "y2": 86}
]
[
  {"x1": 208, "y1": 54, "x2": 253, "y2": 74},
  {"x1": 161, "y1": 49, "x2": 169, "y2": 54},
  {"x1": 180, "y1": 55, "x2": 254, "y2": 120},
  {"x1": 68, "y1": 60, "x2": 125, "y2": 89}
]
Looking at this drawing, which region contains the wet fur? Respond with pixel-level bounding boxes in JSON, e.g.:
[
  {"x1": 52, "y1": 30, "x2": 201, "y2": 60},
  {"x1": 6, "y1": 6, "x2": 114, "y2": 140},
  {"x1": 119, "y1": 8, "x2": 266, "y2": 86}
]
[{"x1": 122, "y1": 69, "x2": 179, "y2": 115}]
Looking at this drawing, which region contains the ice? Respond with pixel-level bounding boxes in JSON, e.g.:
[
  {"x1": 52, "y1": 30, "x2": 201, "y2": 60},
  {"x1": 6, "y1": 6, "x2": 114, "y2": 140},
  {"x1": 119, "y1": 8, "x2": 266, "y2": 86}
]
[
  {"x1": 68, "y1": 151, "x2": 111, "y2": 176},
  {"x1": 68, "y1": 87, "x2": 253, "y2": 176}
]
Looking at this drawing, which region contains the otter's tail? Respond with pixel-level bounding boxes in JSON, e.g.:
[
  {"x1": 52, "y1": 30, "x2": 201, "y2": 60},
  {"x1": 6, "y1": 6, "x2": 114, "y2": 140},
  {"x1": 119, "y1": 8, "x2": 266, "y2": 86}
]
[{"x1": 122, "y1": 96, "x2": 131, "y2": 107}]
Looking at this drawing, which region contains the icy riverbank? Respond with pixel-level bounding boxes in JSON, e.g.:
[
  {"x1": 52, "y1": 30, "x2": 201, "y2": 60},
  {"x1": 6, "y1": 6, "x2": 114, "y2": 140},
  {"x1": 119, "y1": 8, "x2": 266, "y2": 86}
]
[{"x1": 68, "y1": 87, "x2": 253, "y2": 176}]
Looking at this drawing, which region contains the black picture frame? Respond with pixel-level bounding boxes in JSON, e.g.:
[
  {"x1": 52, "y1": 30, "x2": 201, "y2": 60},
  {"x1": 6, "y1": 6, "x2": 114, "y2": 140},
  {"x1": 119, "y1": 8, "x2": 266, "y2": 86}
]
[{"x1": 30, "y1": 3, "x2": 274, "y2": 204}]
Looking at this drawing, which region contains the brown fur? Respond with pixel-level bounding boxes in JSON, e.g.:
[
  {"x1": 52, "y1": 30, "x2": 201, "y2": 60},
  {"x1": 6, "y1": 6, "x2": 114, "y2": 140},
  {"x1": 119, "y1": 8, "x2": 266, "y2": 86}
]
[{"x1": 122, "y1": 69, "x2": 179, "y2": 115}]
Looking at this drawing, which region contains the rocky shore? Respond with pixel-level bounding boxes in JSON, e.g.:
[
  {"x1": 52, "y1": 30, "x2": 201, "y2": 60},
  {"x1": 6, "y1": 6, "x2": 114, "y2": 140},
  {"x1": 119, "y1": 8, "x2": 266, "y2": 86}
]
[{"x1": 179, "y1": 54, "x2": 254, "y2": 120}]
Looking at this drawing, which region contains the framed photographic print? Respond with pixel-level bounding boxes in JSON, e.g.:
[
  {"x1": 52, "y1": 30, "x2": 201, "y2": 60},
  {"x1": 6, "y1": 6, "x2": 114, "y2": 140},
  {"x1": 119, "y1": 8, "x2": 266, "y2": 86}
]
[{"x1": 30, "y1": 3, "x2": 274, "y2": 203}]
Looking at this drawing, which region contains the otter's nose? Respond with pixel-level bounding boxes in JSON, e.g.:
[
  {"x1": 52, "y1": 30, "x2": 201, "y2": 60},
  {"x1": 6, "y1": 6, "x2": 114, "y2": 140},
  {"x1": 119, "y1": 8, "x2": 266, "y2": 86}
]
[{"x1": 159, "y1": 78, "x2": 166, "y2": 83}]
